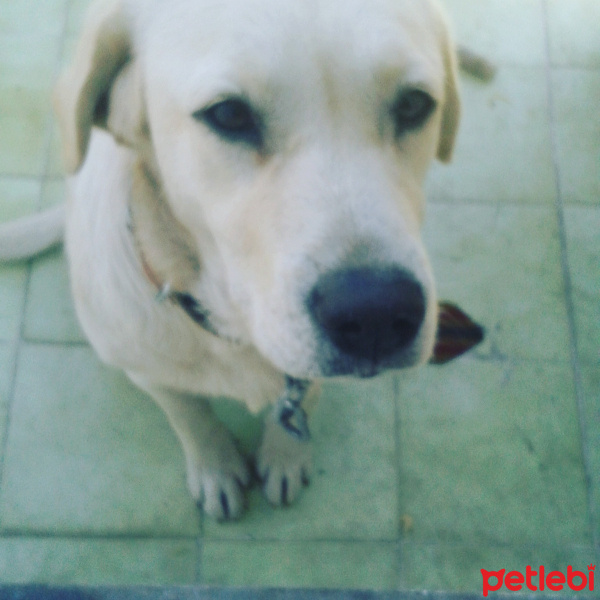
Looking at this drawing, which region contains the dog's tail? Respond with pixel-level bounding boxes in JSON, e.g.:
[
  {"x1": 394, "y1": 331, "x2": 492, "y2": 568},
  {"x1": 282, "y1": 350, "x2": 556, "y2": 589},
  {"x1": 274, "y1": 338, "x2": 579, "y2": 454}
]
[{"x1": 0, "y1": 204, "x2": 66, "y2": 262}]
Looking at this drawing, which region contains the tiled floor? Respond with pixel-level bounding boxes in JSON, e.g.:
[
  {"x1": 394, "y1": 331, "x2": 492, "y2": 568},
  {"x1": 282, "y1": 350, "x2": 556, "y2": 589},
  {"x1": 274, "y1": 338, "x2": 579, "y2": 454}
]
[{"x1": 0, "y1": 0, "x2": 598, "y2": 593}]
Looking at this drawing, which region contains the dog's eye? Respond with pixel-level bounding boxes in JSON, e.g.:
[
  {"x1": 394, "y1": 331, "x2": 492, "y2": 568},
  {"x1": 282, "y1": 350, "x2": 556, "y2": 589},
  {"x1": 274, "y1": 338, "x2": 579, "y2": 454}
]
[
  {"x1": 194, "y1": 98, "x2": 262, "y2": 147},
  {"x1": 392, "y1": 90, "x2": 436, "y2": 134}
]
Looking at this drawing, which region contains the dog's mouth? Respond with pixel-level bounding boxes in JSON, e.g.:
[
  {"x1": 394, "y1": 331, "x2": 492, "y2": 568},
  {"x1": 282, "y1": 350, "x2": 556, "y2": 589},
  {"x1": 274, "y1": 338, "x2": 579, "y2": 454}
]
[
  {"x1": 356, "y1": 362, "x2": 383, "y2": 379},
  {"x1": 311, "y1": 344, "x2": 424, "y2": 379}
]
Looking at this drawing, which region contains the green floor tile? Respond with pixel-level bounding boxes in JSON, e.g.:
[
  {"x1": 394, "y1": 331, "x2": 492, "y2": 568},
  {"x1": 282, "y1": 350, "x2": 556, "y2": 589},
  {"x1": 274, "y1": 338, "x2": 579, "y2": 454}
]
[
  {"x1": 552, "y1": 70, "x2": 600, "y2": 206},
  {"x1": 396, "y1": 360, "x2": 590, "y2": 546},
  {"x1": 209, "y1": 396, "x2": 264, "y2": 459},
  {"x1": 442, "y1": 0, "x2": 546, "y2": 66},
  {"x1": 205, "y1": 376, "x2": 399, "y2": 541},
  {"x1": 0, "y1": 88, "x2": 52, "y2": 177},
  {"x1": 425, "y1": 204, "x2": 570, "y2": 362},
  {"x1": 564, "y1": 207, "x2": 600, "y2": 364},
  {"x1": 46, "y1": 123, "x2": 67, "y2": 178},
  {"x1": 40, "y1": 179, "x2": 65, "y2": 209},
  {"x1": 24, "y1": 248, "x2": 85, "y2": 343},
  {"x1": 547, "y1": 0, "x2": 600, "y2": 67},
  {"x1": 67, "y1": 0, "x2": 92, "y2": 36},
  {"x1": 580, "y1": 367, "x2": 600, "y2": 544},
  {"x1": 0, "y1": 537, "x2": 198, "y2": 585},
  {"x1": 0, "y1": 179, "x2": 41, "y2": 341},
  {"x1": 0, "y1": 34, "x2": 59, "y2": 176},
  {"x1": 0, "y1": 342, "x2": 12, "y2": 455},
  {"x1": 22, "y1": 179, "x2": 76, "y2": 343},
  {"x1": 400, "y1": 542, "x2": 598, "y2": 594},
  {"x1": 19, "y1": 182, "x2": 73, "y2": 344},
  {"x1": 0, "y1": 34, "x2": 60, "y2": 89},
  {"x1": 0, "y1": 341, "x2": 15, "y2": 407},
  {"x1": 0, "y1": 0, "x2": 68, "y2": 36},
  {"x1": 202, "y1": 541, "x2": 398, "y2": 590},
  {"x1": 0, "y1": 178, "x2": 41, "y2": 222},
  {"x1": 0, "y1": 263, "x2": 28, "y2": 342},
  {"x1": 426, "y1": 66, "x2": 556, "y2": 205},
  {"x1": 0, "y1": 344, "x2": 201, "y2": 537}
]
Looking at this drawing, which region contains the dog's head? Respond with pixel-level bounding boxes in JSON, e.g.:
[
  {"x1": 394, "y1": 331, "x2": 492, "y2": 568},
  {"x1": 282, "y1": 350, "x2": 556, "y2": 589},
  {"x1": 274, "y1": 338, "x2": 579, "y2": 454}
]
[{"x1": 55, "y1": 0, "x2": 460, "y2": 379}]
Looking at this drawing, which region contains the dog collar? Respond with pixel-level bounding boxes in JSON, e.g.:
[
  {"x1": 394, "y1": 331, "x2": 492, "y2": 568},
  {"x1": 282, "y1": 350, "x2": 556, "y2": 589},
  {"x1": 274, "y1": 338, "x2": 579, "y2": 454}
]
[{"x1": 127, "y1": 206, "x2": 220, "y2": 337}]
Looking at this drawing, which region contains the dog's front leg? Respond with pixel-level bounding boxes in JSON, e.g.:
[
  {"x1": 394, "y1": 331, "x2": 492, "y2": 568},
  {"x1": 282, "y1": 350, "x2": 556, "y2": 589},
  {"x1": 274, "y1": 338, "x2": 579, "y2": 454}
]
[
  {"x1": 128, "y1": 376, "x2": 250, "y2": 520},
  {"x1": 257, "y1": 379, "x2": 318, "y2": 507}
]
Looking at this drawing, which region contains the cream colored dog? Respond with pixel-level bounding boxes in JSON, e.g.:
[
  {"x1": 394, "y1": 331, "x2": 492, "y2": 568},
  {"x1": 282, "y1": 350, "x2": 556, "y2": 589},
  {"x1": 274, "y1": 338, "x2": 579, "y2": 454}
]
[{"x1": 1, "y1": 0, "x2": 463, "y2": 520}]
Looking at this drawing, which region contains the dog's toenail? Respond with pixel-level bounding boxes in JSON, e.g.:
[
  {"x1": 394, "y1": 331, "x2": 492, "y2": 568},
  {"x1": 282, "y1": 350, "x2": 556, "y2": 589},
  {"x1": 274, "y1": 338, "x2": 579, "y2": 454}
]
[
  {"x1": 220, "y1": 490, "x2": 230, "y2": 519},
  {"x1": 301, "y1": 470, "x2": 310, "y2": 486}
]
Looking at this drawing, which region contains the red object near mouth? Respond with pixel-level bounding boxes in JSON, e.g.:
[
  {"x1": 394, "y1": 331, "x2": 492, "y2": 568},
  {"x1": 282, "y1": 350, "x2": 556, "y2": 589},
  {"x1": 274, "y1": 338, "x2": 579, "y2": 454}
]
[{"x1": 430, "y1": 302, "x2": 485, "y2": 365}]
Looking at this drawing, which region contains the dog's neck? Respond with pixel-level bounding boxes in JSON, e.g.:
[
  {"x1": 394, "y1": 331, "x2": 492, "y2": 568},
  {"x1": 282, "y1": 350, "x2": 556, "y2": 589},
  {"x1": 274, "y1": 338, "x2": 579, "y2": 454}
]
[
  {"x1": 129, "y1": 160, "x2": 220, "y2": 337},
  {"x1": 130, "y1": 161, "x2": 199, "y2": 286}
]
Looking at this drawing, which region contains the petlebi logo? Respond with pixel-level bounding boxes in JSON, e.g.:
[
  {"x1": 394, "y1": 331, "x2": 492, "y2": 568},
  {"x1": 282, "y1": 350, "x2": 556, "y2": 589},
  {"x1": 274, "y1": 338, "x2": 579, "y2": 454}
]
[{"x1": 481, "y1": 564, "x2": 595, "y2": 597}]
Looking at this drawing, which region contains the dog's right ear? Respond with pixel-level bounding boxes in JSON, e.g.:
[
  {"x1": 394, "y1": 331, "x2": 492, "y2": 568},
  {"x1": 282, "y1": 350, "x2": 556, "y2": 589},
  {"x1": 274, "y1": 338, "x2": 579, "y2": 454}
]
[{"x1": 54, "y1": 0, "x2": 141, "y2": 173}]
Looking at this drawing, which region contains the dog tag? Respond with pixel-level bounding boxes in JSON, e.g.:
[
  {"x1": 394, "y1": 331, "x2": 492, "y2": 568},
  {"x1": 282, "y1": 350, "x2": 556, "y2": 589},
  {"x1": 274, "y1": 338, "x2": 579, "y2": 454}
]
[
  {"x1": 275, "y1": 376, "x2": 311, "y2": 442},
  {"x1": 430, "y1": 302, "x2": 485, "y2": 365}
]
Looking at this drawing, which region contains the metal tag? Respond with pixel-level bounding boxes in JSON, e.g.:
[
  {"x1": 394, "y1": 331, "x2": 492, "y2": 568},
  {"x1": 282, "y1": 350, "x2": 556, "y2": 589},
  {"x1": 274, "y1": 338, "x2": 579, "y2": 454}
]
[{"x1": 274, "y1": 377, "x2": 311, "y2": 442}]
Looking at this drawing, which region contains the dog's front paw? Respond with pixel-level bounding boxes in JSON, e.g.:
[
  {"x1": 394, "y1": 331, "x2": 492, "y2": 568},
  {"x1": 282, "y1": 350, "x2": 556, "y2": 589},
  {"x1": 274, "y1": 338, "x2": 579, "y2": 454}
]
[
  {"x1": 192, "y1": 467, "x2": 249, "y2": 521},
  {"x1": 256, "y1": 417, "x2": 312, "y2": 506},
  {"x1": 185, "y1": 439, "x2": 251, "y2": 521}
]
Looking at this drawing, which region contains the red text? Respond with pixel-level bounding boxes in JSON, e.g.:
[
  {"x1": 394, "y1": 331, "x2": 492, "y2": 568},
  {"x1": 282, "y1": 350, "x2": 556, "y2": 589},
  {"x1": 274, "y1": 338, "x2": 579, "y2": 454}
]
[{"x1": 481, "y1": 565, "x2": 595, "y2": 597}]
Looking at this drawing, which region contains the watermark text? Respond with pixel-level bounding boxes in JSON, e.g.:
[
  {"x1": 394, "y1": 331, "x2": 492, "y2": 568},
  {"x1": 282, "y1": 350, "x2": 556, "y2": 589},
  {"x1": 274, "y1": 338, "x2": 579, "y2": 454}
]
[{"x1": 481, "y1": 565, "x2": 595, "y2": 596}]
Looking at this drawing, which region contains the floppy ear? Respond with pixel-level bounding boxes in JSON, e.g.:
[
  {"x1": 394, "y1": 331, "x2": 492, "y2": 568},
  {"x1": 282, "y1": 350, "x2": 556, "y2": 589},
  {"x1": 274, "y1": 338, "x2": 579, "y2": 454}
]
[
  {"x1": 436, "y1": 25, "x2": 461, "y2": 163},
  {"x1": 105, "y1": 60, "x2": 146, "y2": 150},
  {"x1": 53, "y1": 0, "x2": 144, "y2": 173}
]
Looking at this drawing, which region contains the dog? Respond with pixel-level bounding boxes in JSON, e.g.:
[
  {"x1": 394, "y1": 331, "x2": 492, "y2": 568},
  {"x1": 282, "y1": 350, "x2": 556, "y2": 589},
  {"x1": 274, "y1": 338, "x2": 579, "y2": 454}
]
[{"x1": 0, "y1": 0, "x2": 475, "y2": 520}]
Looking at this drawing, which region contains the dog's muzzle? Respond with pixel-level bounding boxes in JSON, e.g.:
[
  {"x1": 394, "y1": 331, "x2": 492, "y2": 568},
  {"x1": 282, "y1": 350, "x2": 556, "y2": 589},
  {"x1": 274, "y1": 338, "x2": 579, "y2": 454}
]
[{"x1": 307, "y1": 266, "x2": 426, "y2": 376}]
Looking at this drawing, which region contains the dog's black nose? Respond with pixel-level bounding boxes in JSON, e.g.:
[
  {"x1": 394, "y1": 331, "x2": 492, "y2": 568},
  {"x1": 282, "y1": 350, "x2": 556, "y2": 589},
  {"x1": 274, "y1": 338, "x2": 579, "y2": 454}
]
[{"x1": 308, "y1": 267, "x2": 426, "y2": 361}]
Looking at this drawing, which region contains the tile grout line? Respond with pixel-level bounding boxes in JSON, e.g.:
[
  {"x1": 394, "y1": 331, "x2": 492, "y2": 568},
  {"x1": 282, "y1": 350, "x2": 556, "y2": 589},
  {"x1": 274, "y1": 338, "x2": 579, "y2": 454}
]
[
  {"x1": 540, "y1": 0, "x2": 599, "y2": 551},
  {"x1": 0, "y1": 311, "x2": 27, "y2": 494},
  {"x1": 0, "y1": 529, "x2": 199, "y2": 542},
  {"x1": 17, "y1": 338, "x2": 89, "y2": 349},
  {"x1": 0, "y1": 273, "x2": 35, "y2": 497}
]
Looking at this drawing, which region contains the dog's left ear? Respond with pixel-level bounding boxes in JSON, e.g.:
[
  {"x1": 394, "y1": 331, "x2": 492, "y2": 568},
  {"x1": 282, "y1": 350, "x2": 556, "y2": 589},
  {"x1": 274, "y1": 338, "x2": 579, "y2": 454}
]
[
  {"x1": 53, "y1": 0, "x2": 145, "y2": 173},
  {"x1": 436, "y1": 23, "x2": 461, "y2": 163}
]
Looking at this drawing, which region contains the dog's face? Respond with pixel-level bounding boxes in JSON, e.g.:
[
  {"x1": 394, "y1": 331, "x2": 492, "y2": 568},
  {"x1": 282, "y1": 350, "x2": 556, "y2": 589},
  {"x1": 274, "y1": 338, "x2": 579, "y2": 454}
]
[{"x1": 56, "y1": 0, "x2": 460, "y2": 380}]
